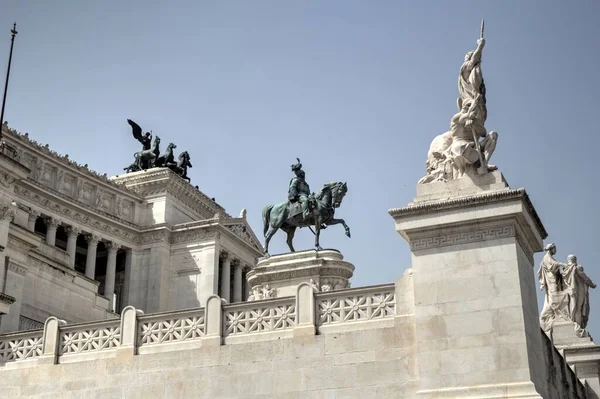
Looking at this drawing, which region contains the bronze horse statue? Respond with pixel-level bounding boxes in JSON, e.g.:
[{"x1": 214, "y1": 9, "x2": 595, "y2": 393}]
[
  {"x1": 168, "y1": 151, "x2": 192, "y2": 182},
  {"x1": 262, "y1": 181, "x2": 350, "y2": 256},
  {"x1": 124, "y1": 136, "x2": 161, "y2": 172}
]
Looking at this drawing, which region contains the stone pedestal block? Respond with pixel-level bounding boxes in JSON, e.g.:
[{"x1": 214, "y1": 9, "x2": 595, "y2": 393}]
[
  {"x1": 390, "y1": 173, "x2": 548, "y2": 398},
  {"x1": 247, "y1": 249, "x2": 354, "y2": 298},
  {"x1": 552, "y1": 319, "x2": 600, "y2": 399}
]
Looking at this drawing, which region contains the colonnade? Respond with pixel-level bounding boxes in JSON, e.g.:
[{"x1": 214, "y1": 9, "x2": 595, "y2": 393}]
[
  {"x1": 27, "y1": 209, "x2": 125, "y2": 310},
  {"x1": 219, "y1": 251, "x2": 251, "y2": 303}
]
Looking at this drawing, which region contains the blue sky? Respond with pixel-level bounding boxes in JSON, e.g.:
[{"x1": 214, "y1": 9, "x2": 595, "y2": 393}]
[{"x1": 1, "y1": 1, "x2": 599, "y2": 336}]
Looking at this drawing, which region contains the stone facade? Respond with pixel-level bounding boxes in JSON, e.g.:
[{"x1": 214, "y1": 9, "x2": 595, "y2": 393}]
[
  {"x1": 0, "y1": 124, "x2": 263, "y2": 334},
  {"x1": 0, "y1": 125, "x2": 597, "y2": 398}
]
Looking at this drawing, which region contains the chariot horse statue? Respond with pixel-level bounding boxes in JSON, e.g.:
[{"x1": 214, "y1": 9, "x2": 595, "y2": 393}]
[{"x1": 262, "y1": 181, "x2": 350, "y2": 256}]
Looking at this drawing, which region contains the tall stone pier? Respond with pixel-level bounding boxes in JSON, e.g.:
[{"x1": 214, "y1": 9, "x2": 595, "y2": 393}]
[{"x1": 390, "y1": 172, "x2": 549, "y2": 398}]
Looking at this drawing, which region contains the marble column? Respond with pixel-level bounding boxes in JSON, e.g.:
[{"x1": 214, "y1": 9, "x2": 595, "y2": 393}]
[
  {"x1": 104, "y1": 242, "x2": 120, "y2": 311},
  {"x1": 220, "y1": 252, "x2": 231, "y2": 302},
  {"x1": 84, "y1": 234, "x2": 100, "y2": 280},
  {"x1": 243, "y1": 266, "x2": 251, "y2": 302},
  {"x1": 65, "y1": 226, "x2": 81, "y2": 268},
  {"x1": 44, "y1": 218, "x2": 59, "y2": 246},
  {"x1": 26, "y1": 209, "x2": 40, "y2": 232},
  {"x1": 232, "y1": 260, "x2": 243, "y2": 303}
]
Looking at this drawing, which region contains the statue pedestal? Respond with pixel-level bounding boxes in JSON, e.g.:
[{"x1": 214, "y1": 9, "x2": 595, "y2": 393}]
[
  {"x1": 247, "y1": 249, "x2": 354, "y2": 299},
  {"x1": 390, "y1": 172, "x2": 549, "y2": 398},
  {"x1": 552, "y1": 319, "x2": 600, "y2": 399}
]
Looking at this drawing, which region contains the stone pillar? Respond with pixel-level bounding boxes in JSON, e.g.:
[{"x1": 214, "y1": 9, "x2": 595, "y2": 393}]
[
  {"x1": 44, "y1": 218, "x2": 59, "y2": 246},
  {"x1": 220, "y1": 253, "x2": 231, "y2": 302},
  {"x1": 64, "y1": 226, "x2": 81, "y2": 268},
  {"x1": 243, "y1": 266, "x2": 250, "y2": 301},
  {"x1": 84, "y1": 234, "x2": 100, "y2": 280},
  {"x1": 232, "y1": 260, "x2": 243, "y2": 303},
  {"x1": 104, "y1": 242, "x2": 120, "y2": 310},
  {"x1": 26, "y1": 209, "x2": 40, "y2": 232},
  {"x1": 390, "y1": 173, "x2": 548, "y2": 398}
]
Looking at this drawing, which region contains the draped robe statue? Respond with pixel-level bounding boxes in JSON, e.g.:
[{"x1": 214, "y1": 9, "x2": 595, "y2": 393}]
[
  {"x1": 563, "y1": 255, "x2": 597, "y2": 337},
  {"x1": 538, "y1": 243, "x2": 570, "y2": 333}
]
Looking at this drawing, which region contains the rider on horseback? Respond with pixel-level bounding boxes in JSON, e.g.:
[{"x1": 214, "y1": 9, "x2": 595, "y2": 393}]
[{"x1": 288, "y1": 158, "x2": 311, "y2": 219}]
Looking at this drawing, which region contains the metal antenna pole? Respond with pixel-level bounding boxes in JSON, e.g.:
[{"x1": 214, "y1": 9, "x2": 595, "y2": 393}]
[{"x1": 0, "y1": 23, "x2": 18, "y2": 141}]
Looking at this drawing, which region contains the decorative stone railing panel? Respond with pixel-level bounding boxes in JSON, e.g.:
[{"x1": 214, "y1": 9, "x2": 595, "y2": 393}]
[
  {"x1": 138, "y1": 308, "x2": 205, "y2": 347},
  {"x1": 59, "y1": 319, "x2": 121, "y2": 355},
  {"x1": 316, "y1": 284, "x2": 396, "y2": 326},
  {"x1": 223, "y1": 297, "x2": 296, "y2": 337},
  {"x1": 0, "y1": 330, "x2": 43, "y2": 363}
]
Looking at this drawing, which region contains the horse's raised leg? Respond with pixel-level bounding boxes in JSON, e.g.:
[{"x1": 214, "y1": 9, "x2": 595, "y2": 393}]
[
  {"x1": 326, "y1": 218, "x2": 351, "y2": 238},
  {"x1": 282, "y1": 226, "x2": 296, "y2": 252}
]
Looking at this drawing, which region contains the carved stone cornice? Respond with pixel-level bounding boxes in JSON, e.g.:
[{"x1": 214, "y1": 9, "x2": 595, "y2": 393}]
[
  {"x1": 388, "y1": 188, "x2": 547, "y2": 239},
  {"x1": 14, "y1": 184, "x2": 139, "y2": 244},
  {"x1": 8, "y1": 262, "x2": 28, "y2": 276},
  {"x1": 139, "y1": 229, "x2": 171, "y2": 245},
  {"x1": 112, "y1": 168, "x2": 228, "y2": 220},
  {"x1": 2, "y1": 125, "x2": 141, "y2": 198},
  {"x1": 170, "y1": 225, "x2": 218, "y2": 245},
  {"x1": 0, "y1": 292, "x2": 15, "y2": 304},
  {"x1": 23, "y1": 180, "x2": 138, "y2": 227}
]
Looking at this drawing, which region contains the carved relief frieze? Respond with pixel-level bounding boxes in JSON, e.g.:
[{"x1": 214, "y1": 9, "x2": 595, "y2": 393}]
[
  {"x1": 14, "y1": 185, "x2": 139, "y2": 244},
  {"x1": 410, "y1": 224, "x2": 516, "y2": 251},
  {"x1": 170, "y1": 228, "x2": 219, "y2": 245},
  {"x1": 138, "y1": 230, "x2": 170, "y2": 245},
  {"x1": 0, "y1": 172, "x2": 17, "y2": 189},
  {"x1": 7, "y1": 262, "x2": 28, "y2": 276}
]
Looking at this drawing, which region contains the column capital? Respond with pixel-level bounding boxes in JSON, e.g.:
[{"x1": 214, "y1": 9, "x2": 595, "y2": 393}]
[
  {"x1": 106, "y1": 241, "x2": 121, "y2": 253},
  {"x1": 43, "y1": 218, "x2": 60, "y2": 229},
  {"x1": 65, "y1": 226, "x2": 82, "y2": 237},
  {"x1": 219, "y1": 250, "x2": 229, "y2": 261},
  {"x1": 232, "y1": 258, "x2": 243, "y2": 269},
  {"x1": 27, "y1": 208, "x2": 41, "y2": 219},
  {"x1": 85, "y1": 234, "x2": 101, "y2": 245},
  {"x1": 0, "y1": 206, "x2": 15, "y2": 222}
]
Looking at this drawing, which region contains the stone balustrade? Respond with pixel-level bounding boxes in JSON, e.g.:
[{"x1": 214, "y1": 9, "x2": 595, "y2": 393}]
[
  {"x1": 0, "y1": 329, "x2": 44, "y2": 363},
  {"x1": 0, "y1": 283, "x2": 397, "y2": 367}
]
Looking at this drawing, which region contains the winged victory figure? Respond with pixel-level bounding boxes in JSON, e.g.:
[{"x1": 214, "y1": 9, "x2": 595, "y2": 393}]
[{"x1": 123, "y1": 119, "x2": 161, "y2": 172}]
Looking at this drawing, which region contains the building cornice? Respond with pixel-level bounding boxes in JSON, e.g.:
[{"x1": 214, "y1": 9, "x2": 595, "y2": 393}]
[
  {"x1": 2, "y1": 125, "x2": 142, "y2": 200},
  {"x1": 15, "y1": 183, "x2": 139, "y2": 244},
  {"x1": 388, "y1": 188, "x2": 547, "y2": 239},
  {"x1": 112, "y1": 168, "x2": 229, "y2": 220}
]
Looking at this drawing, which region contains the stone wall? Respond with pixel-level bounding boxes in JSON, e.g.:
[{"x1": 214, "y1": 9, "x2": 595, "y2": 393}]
[
  {"x1": 0, "y1": 282, "x2": 418, "y2": 398},
  {"x1": 0, "y1": 277, "x2": 587, "y2": 398}
]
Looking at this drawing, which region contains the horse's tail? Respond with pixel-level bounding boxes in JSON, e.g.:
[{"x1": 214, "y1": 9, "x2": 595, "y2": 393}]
[{"x1": 262, "y1": 204, "x2": 274, "y2": 237}]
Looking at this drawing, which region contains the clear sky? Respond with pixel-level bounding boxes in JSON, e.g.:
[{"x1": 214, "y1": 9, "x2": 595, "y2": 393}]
[{"x1": 1, "y1": 1, "x2": 599, "y2": 336}]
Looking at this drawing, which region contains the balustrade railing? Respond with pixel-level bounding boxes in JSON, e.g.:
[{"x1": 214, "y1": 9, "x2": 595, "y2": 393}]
[
  {"x1": 0, "y1": 282, "x2": 397, "y2": 366},
  {"x1": 223, "y1": 297, "x2": 296, "y2": 337},
  {"x1": 316, "y1": 284, "x2": 396, "y2": 326},
  {"x1": 0, "y1": 329, "x2": 43, "y2": 362},
  {"x1": 59, "y1": 319, "x2": 121, "y2": 355},
  {"x1": 138, "y1": 308, "x2": 205, "y2": 347}
]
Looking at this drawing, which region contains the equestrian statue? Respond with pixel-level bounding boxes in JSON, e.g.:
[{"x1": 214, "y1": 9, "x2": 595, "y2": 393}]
[
  {"x1": 122, "y1": 119, "x2": 194, "y2": 183},
  {"x1": 262, "y1": 158, "x2": 351, "y2": 256}
]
